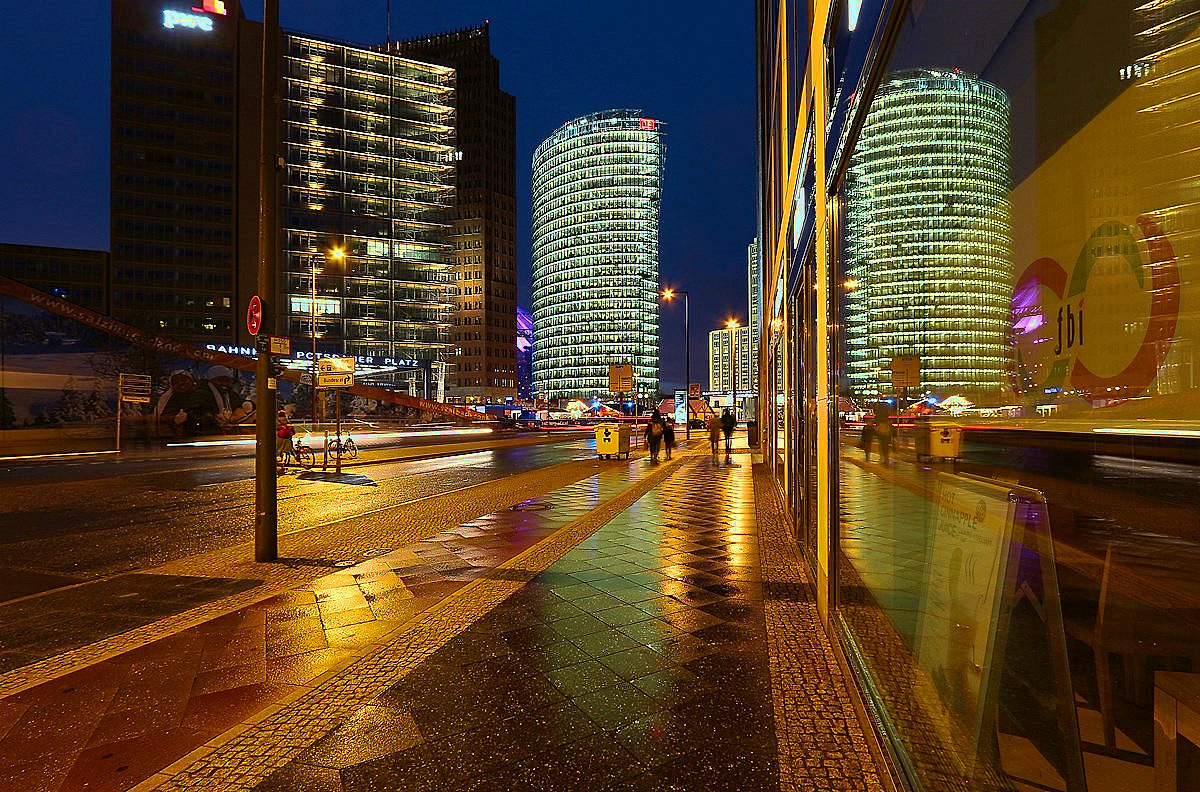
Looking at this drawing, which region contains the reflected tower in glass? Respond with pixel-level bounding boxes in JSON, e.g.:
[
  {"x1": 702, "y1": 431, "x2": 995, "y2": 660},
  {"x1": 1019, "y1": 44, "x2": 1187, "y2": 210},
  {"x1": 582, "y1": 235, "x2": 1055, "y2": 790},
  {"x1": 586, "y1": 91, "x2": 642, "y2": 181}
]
[
  {"x1": 531, "y1": 110, "x2": 666, "y2": 402},
  {"x1": 844, "y1": 69, "x2": 1013, "y2": 404}
]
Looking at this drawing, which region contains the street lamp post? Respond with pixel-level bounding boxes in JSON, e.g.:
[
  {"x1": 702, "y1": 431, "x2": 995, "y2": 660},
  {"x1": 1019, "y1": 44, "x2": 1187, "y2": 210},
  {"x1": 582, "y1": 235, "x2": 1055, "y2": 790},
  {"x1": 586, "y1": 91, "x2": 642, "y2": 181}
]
[
  {"x1": 727, "y1": 318, "x2": 740, "y2": 421},
  {"x1": 311, "y1": 247, "x2": 344, "y2": 424},
  {"x1": 662, "y1": 288, "x2": 690, "y2": 440}
]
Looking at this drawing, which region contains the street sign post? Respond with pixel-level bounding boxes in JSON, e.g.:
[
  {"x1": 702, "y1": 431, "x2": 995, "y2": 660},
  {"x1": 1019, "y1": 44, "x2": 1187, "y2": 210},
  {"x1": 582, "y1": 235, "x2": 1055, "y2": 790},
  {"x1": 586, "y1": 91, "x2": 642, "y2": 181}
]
[
  {"x1": 116, "y1": 373, "x2": 153, "y2": 451},
  {"x1": 890, "y1": 355, "x2": 920, "y2": 389},
  {"x1": 318, "y1": 357, "x2": 355, "y2": 375},
  {"x1": 608, "y1": 363, "x2": 633, "y2": 393},
  {"x1": 268, "y1": 335, "x2": 291, "y2": 356},
  {"x1": 315, "y1": 358, "x2": 354, "y2": 474},
  {"x1": 316, "y1": 372, "x2": 354, "y2": 388}
]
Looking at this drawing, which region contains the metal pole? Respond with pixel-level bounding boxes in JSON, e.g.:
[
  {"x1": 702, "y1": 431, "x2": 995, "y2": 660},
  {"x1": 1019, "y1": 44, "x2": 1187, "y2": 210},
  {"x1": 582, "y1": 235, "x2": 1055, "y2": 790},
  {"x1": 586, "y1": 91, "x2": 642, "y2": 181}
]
[
  {"x1": 254, "y1": 0, "x2": 281, "y2": 562},
  {"x1": 312, "y1": 257, "x2": 317, "y2": 427},
  {"x1": 684, "y1": 291, "x2": 690, "y2": 440},
  {"x1": 115, "y1": 374, "x2": 122, "y2": 452},
  {"x1": 731, "y1": 333, "x2": 737, "y2": 421},
  {"x1": 335, "y1": 391, "x2": 342, "y2": 473}
]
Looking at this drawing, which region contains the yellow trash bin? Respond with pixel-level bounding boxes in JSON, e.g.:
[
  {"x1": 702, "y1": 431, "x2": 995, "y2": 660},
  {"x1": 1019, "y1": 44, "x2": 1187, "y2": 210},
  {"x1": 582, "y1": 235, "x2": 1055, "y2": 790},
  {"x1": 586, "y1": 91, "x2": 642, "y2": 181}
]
[
  {"x1": 916, "y1": 422, "x2": 962, "y2": 461},
  {"x1": 595, "y1": 422, "x2": 631, "y2": 459}
]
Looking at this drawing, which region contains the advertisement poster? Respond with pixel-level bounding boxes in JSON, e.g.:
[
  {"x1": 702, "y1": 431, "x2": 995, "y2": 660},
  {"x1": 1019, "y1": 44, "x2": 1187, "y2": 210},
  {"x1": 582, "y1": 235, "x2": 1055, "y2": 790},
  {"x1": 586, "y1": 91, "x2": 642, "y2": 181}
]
[{"x1": 915, "y1": 474, "x2": 1016, "y2": 757}]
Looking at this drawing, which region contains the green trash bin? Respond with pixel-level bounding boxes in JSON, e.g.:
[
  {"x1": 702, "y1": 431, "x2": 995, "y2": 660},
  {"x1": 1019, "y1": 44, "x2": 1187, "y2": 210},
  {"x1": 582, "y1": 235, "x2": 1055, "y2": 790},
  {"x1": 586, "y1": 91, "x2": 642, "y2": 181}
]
[{"x1": 595, "y1": 422, "x2": 631, "y2": 459}]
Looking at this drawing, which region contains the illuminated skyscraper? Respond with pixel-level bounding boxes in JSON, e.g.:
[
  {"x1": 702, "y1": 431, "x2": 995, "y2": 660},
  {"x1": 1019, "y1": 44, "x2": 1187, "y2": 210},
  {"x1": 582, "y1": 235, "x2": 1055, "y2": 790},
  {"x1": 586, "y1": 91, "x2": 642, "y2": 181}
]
[
  {"x1": 531, "y1": 110, "x2": 666, "y2": 402},
  {"x1": 392, "y1": 25, "x2": 519, "y2": 402},
  {"x1": 844, "y1": 69, "x2": 1013, "y2": 403},
  {"x1": 279, "y1": 35, "x2": 456, "y2": 380}
]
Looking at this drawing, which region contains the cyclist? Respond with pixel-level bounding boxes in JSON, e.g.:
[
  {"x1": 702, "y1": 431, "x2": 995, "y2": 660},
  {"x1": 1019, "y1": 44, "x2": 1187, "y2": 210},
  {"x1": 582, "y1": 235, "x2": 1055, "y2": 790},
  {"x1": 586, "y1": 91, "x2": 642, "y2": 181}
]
[{"x1": 276, "y1": 410, "x2": 296, "y2": 466}]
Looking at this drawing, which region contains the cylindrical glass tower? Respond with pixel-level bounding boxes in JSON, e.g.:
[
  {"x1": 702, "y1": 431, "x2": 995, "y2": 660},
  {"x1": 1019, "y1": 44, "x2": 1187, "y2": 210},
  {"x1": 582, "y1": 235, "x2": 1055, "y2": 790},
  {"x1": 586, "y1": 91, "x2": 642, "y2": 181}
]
[
  {"x1": 531, "y1": 110, "x2": 667, "y2": 403},
  {"x1": 844, "y1": 69, "x2": 1013, "y2": 404}
]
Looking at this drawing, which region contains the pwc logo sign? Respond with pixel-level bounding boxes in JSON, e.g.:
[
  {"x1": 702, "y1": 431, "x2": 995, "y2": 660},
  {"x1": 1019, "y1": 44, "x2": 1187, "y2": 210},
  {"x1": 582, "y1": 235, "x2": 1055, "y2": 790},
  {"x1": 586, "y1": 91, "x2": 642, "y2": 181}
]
[{"x1": 163, "y1": 0, "x2": 227, "y2": 32}]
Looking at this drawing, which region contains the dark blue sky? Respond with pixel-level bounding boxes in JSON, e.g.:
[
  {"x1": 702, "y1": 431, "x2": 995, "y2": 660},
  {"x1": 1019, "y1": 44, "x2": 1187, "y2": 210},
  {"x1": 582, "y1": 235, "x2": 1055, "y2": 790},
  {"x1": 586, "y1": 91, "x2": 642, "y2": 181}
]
[{"x1": 0, "y1": 1, "x2": 756, "y2": 393}]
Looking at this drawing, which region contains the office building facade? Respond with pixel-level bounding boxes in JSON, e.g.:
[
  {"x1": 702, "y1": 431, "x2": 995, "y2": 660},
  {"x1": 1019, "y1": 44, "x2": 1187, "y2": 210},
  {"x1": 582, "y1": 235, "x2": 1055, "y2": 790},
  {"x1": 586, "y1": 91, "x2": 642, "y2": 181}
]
[
  {"x1": 530, "y1": 110, "x2": 666, "y2": 403},
  {"x1": 112, "y1": 0, "x2": 461, "y2": 386},
  {"x1": 0, "y1": 244, "x2": 110, "y2": 313},
  {"x1": 516, "y1": 305, "x2": 533, "y2": 401},
  {"x1": 708, "y1": 325, "x2": 753, "y2": 404},
  {"x1": 758, "y1": 2, "x2": 1200, "y2": 791},
  {"x1": 279, "y1": 34, "x2": 456, "y2": 374},
  {"x1": 392, "y1": 25, "x2": 518, "y2": 403},
  {"x1": 111, "y1": 0, "x2": 247, "y2": 344}
]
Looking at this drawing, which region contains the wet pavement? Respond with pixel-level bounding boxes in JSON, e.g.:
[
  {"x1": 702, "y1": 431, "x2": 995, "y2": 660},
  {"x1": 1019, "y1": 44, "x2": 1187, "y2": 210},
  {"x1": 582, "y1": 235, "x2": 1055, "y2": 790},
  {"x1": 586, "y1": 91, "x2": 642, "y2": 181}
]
[{"x1": 0, "y1": 442, "x2": 887, "y2": 791}]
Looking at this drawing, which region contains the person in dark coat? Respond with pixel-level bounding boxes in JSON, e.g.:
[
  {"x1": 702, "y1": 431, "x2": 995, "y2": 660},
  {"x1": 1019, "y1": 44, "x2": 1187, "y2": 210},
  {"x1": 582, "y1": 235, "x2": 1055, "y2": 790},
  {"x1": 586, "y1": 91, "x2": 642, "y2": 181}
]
[
  {"x1": 664, "y1": 417, "x2": 676, "y2": 460},
  {"x1": 645, "y1": 411, "x2": 666, "y2": 462},
  {"x1": 721, "y1": 408, "x2": 736, "y2": 459}
]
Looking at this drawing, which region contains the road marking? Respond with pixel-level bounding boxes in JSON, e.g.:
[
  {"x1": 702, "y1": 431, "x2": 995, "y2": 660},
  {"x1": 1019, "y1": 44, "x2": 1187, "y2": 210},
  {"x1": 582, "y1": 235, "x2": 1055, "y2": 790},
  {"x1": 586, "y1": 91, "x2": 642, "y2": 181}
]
[
  {"x1": 281, "y1": 477, "x2": 508, "y2": 536},
  {"x1": 0, "y1": 450, "x2": 120, "y2": 462}
]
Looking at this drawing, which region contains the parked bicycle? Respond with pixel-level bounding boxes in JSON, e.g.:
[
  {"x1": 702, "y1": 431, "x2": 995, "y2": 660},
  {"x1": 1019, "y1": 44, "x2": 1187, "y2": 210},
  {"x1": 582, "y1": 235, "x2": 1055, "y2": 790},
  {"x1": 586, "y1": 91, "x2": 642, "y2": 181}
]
[
  {"x1": 277, "y1": 437, "x2": 314, "y2": 472},
  {"x1": 327, "y1": 430, "x2": 358, "y2": 460}
]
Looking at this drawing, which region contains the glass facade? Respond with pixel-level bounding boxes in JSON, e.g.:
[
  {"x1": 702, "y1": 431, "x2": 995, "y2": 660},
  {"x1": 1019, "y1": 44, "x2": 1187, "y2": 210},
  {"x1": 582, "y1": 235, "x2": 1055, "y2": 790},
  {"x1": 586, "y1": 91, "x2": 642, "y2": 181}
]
[
  {"x1": 280, "y1": 35, "x2": 455, "y2": 374},
  {"x1": 530, "y1": 110, "x2": 666, "y2": 403},
  {"x1": 758, "y1": 1, "x2": 1200, "y2": 791}
]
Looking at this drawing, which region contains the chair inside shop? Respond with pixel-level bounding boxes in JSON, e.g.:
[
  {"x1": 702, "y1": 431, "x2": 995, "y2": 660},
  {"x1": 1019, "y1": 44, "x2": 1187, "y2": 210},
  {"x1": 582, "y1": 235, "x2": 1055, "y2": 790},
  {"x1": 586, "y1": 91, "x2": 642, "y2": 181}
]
[{"x1": 1062, "y1": 544, "x2": 1200, "y2": 752}]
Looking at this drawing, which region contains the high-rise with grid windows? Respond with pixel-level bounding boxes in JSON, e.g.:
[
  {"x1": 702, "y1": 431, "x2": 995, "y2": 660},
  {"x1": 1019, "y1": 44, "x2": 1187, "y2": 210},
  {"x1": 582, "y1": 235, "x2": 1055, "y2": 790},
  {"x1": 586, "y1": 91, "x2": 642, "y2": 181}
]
[
  {"x1": 279, "y1": 35, "x2": 456, "y2": 380},
  {"x1": 530, "y1": 110, "x2": 666, "y2": 403}
]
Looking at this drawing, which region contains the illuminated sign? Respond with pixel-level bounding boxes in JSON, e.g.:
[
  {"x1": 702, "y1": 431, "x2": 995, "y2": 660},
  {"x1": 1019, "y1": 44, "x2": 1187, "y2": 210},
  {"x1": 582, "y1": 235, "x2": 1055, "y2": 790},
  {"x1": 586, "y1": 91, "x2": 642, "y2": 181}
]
[
  {"x1": 163, "y1": 0, "x2": 225, "y2": 32},
  {"x1": 163, "y1": 9, "x2": 214, "y2": 31},
  {"x1": 638, "y1": 118, "x2": 657, "y2": 131}
]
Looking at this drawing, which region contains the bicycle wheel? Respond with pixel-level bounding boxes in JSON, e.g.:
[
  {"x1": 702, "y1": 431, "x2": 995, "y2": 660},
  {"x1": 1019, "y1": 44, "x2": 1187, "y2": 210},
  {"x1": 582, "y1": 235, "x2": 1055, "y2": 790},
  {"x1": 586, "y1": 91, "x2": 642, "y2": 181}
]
[
  {"x1": 294, "y1": 446, "x2": 314, "y2": 469},
  {"x1": 345, "y1": 438, "x2": 358, "y2": 459}
]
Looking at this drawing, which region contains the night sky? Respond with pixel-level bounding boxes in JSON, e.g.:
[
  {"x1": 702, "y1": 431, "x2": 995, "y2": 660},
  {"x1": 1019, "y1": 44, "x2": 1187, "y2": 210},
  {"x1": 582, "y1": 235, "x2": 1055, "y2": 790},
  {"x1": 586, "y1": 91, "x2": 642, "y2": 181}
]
[{"x1": 0, "y1": 1, "x2": 756, "y2": 393}]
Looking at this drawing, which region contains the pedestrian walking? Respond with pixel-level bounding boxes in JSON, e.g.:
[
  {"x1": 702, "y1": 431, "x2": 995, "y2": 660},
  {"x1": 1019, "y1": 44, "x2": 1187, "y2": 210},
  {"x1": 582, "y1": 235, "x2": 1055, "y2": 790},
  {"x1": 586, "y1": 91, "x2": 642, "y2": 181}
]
[
  {"x1": 721, "y1": 408, "x2": 736, "y2": 460},
  {"x1": 707, "y1": 411, "x2": 722, "y2": 458},
  {"x1": 645, "y1": 411, "x2": 666, "y2": 462},
  {"x1": 875, "y1": 412, "x2": 895, "y2": 464},
  {"x1": 664, "y1": 417, "x2": 676, "y2": 459},
  {"x1": 860, "y1": 419, "x2": 875, "y2": 462}
]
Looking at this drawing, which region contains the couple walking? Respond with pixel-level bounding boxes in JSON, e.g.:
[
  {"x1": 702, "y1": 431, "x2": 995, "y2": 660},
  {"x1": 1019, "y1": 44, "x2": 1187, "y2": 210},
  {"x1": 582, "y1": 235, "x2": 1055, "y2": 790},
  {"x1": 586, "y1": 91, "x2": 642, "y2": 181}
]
[
  {"x1": 644, "y1": 411, "x2": 676, "y2": 462},
  {"x1": 708, "y1": 408, "x2": 736, "y2": 461}
]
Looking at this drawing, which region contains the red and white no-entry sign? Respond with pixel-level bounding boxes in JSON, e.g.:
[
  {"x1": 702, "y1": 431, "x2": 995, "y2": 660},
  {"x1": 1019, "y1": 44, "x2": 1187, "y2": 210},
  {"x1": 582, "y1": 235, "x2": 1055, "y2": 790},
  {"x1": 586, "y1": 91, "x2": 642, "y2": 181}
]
[{"x1": 247, "y1": 295, "x2": 263, "y2": 335}]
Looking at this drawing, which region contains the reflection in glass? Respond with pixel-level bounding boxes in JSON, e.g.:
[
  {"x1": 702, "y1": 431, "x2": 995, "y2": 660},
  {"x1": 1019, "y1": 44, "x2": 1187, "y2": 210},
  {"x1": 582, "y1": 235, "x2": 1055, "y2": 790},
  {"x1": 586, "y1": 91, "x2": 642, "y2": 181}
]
[{"x1": 844, "y1": 70, "x2": 1014, "y2": 407}]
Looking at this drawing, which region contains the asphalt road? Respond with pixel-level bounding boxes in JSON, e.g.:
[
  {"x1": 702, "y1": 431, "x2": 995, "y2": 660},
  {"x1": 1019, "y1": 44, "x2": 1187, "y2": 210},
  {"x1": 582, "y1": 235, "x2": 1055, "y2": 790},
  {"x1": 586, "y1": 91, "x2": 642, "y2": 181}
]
[{"x1": 0, "y1": 435, "x2": 597, "y2": 598}]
